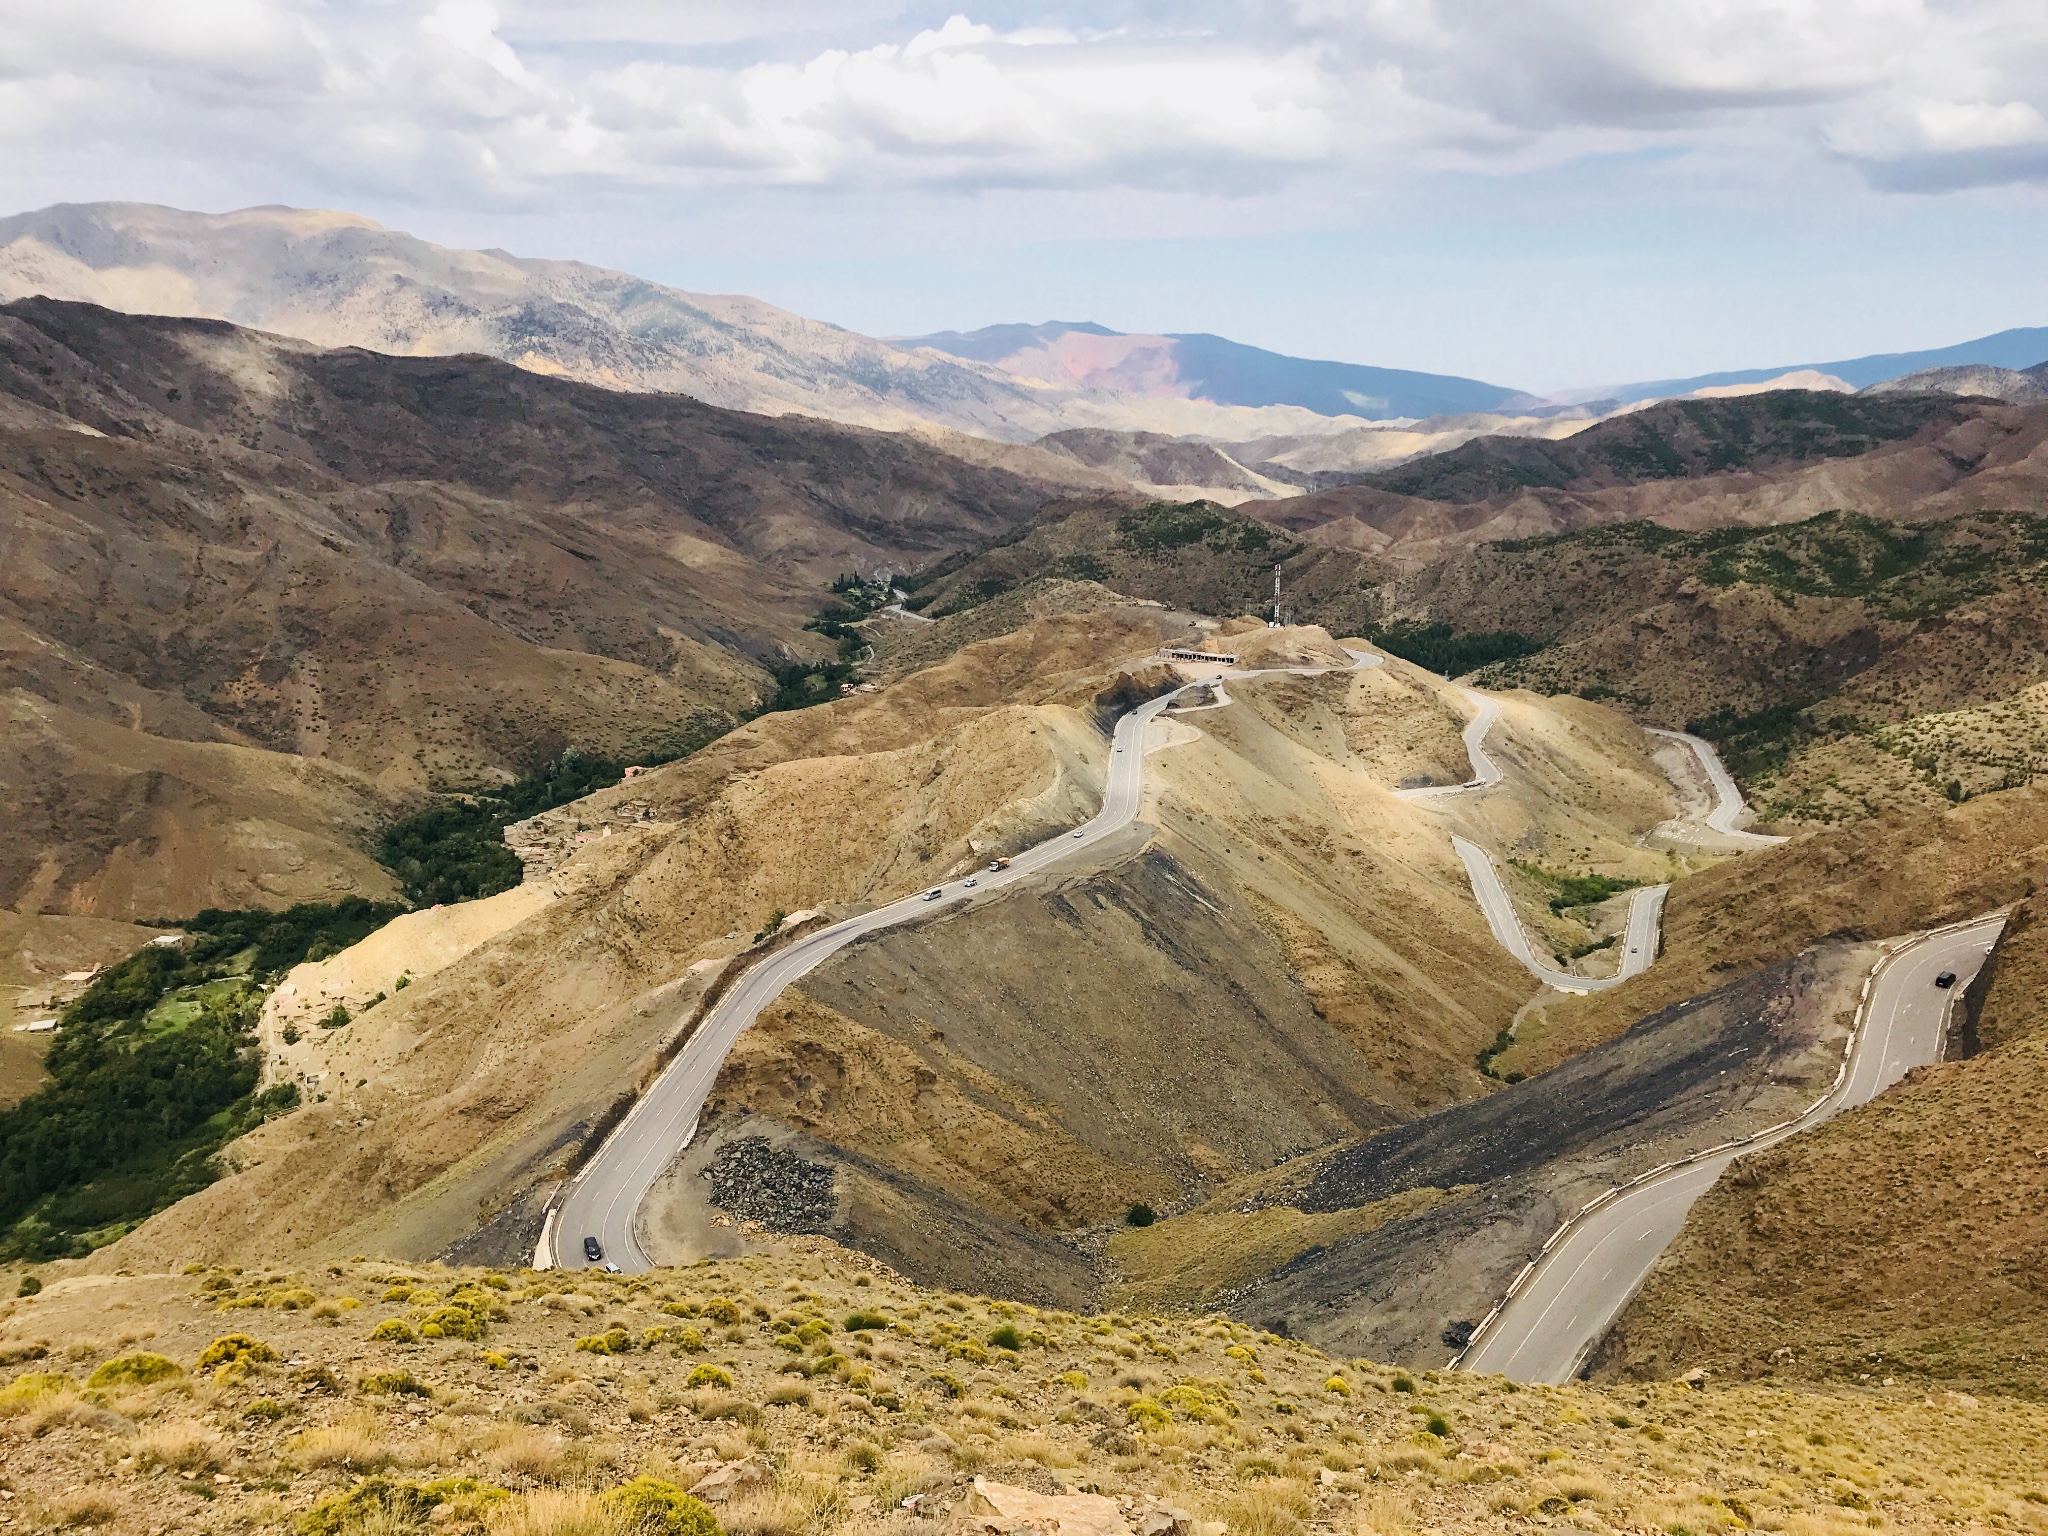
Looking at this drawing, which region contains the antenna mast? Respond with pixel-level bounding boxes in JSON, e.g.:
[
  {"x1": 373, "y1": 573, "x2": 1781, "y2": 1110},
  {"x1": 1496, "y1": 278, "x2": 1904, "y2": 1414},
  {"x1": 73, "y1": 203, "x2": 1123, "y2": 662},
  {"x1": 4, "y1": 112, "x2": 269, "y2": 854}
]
[{"x1": 1271, "y1": 566, "x2": 1282, "y2": 628}]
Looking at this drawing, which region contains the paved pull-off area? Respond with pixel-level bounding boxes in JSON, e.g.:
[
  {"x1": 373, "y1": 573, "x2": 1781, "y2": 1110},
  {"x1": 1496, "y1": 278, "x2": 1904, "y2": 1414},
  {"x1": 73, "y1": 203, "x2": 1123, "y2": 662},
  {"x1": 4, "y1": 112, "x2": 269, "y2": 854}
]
[
  {"x1": 1458, "y1": 913, "x2": 2005, "y2": 1383},
  {"x1": 542, "y1": 647, "x2": 1381, "y2": 1272}
]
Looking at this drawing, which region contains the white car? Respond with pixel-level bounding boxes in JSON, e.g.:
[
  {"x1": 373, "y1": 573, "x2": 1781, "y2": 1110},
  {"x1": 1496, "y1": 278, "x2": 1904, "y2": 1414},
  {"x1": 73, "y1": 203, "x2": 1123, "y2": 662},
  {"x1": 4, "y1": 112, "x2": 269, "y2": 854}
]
[
  {"x1": 963, "y1": 877, "x2": 978, "y2": 888},
  {"x1": 923, "y1": 888, "x2": 943, "y2": 900}
]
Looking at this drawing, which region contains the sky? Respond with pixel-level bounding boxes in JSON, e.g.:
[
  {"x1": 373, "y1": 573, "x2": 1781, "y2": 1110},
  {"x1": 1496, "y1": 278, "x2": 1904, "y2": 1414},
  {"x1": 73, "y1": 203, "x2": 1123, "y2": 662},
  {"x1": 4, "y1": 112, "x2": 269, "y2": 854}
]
[{"x1": 3, "y1": 1, "x2": 2047, "y2": 391}]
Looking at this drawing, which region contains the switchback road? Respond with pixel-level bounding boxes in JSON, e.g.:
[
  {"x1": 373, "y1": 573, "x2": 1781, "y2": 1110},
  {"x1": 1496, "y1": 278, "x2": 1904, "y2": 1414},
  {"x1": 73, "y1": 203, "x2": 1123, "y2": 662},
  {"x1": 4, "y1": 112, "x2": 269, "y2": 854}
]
[
  {"x1": 1458, "y1": 912, "x2": 2004, "y2": 1382},
  {"x1": 541, "y1": 646, "x2": 1380, "y2": 1272},
  {"x1": 1452, "y1": 835, "x2": 1667, "y2": 994},
  {"x1": 1647, "y1": 728, "x2": 1789, "y2": 849}
]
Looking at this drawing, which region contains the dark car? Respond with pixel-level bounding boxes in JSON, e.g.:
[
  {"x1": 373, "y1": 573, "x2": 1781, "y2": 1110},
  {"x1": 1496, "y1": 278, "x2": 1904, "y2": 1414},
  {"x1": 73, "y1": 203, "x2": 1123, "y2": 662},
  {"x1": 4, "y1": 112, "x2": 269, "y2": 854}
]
[
  {"x1": 583, "y1": 1236, "x2": 604, "y2": 1263},
  {"x1": 1935, "y1": 971, "x2": 1958, "y2": 989}
]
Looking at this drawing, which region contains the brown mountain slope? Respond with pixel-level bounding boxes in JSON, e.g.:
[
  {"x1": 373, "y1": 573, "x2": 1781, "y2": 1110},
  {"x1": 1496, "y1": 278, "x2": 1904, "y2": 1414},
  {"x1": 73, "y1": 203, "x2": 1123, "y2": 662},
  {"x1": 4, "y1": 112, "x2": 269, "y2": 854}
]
[
  {"x1": 1492, "y1": 784, "x2": 2048, "y2": 1081},
  {"x1": 0, "y1": 299, "x2": 1099, "y2": 914},
  {"x1": 1590, "y1": 891, "x2": 2048, "y2": 1396},
  {"x1": 85, "y1": 610, "x2": 1187, "y2": 1271},
  {"x1": 1257, "y1": 394, "x2": 2048, "y2": 565},
  {"x1": 89, "y1": 617, "x2": 1680, "y2": 1301}
]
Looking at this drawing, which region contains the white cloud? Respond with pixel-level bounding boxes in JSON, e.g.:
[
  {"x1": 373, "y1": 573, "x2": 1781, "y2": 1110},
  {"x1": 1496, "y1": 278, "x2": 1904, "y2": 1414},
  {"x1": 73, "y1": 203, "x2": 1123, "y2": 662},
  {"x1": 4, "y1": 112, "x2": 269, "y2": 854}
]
[{"x1": 1, "y1": 0, "x2": 2046, "y2": 213}]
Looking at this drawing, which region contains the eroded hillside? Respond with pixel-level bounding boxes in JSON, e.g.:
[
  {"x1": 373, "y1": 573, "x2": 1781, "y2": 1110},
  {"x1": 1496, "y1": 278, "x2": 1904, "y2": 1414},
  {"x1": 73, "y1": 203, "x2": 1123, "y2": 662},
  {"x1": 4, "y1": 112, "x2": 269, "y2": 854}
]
[
  {"x1": 59, "y1": 608, "x2": 1719, "y2": 1340},
  {"x1": 633, "y1": 639, "x2": 1696, "y2": 1319},
  {"x1": 0, "y1": 299, "x2": 1106, "y2": 915},
  {"x1": 76, "y1": 612, "x2": 1186, "y2": 1272}
]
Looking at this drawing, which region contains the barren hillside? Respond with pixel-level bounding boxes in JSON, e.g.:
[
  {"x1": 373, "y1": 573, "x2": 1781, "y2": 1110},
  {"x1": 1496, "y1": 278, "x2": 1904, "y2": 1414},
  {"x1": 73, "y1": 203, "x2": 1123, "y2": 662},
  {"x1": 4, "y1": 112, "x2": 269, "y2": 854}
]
[
  {"x1": 0, "y1": 299, "x2": 1102, "y2": 916},
  {"x1": 1252, "y1": 393, "x2": 2048, "y2": 565},
  {"x1": 69, "y1": 612, "x2": 1703, "y2": 1333}
]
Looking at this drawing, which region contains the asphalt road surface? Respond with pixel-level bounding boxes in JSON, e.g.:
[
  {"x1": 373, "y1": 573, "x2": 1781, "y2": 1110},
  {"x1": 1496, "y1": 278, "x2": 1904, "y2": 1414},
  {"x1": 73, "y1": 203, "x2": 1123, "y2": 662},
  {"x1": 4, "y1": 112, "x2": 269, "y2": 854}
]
[
  {"x1": 1647, "y1": 729, "x2": 1789, "y2": 848},
  {"x1": 1452, "y1": 835, "x2": 1668, "y2": 994},
  {"x1": 1395, "y1": 689, "x2": 1504, "y2": 800},
  {"x1": 542, "y1": 646, "x2": 1380, "y2": 1272},
  {"x1": 1458, "y1": 912, "x2": 2006, "y2": 1382}
]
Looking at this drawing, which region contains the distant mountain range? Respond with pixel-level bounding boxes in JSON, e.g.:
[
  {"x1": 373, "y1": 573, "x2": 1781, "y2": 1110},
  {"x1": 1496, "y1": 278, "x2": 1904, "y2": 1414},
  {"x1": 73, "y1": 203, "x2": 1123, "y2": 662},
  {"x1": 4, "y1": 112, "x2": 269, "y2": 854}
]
[
  {"x1": 1595, "y1": 328, "x2": 2048, "y2": 405},
  {"x1": 0, "y1": 203, "x2": 1507, "y2": 444},
  {"x1": 897, "y1": 320, "x2": 1532, "y2": 421},
  {"x1": 1, "y1": 202, "x2": 2040, "y2": 452}
]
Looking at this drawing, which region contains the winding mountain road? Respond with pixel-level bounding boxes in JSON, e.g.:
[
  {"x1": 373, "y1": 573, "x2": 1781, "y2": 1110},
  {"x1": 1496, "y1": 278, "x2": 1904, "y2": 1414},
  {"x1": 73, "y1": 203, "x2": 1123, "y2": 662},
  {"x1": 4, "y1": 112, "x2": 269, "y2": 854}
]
[
  {"x1": 541, "y1": 645, "x2": 1381, "y2": 1272},
  {"x1": 1457, "y1": 912, "x2": 2004, "y2": 1382},
  {"x1": 1647, "y1": 728, "x2": 1790, "y2": 848},
  {"x1": 1395, "y1": 689, "x2": 1504, "y2": 799},
  {"x1": 1452, "y1": 836, "x2": 1667, "y2": 993}
]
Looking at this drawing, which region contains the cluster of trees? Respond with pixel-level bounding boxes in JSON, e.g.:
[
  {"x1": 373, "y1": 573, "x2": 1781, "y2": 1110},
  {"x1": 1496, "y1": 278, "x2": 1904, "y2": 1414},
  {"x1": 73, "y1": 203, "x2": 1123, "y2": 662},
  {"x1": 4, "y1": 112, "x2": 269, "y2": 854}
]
[
  {"x1": 0, "y1": 900, "x2": 401, "y2": 1261},
  {"x1": 1362, "y1": 620, "x2": 1545, "y2": 677},
  {"x1": 375, "y1": 749, "x2": 627, "y2": 906}
]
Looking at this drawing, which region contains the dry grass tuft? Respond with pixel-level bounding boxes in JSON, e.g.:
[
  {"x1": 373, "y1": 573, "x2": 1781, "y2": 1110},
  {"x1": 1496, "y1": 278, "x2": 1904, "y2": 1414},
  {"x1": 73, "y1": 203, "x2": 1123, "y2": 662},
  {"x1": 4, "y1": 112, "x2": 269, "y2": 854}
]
[
  {"x1": 134, "y1": 1418, "x2": 225, "y2": 1472},
  {"x1": 486, "y1": 1489, "x2": 631, "y2": 1536},
  {"x1": 486, "y1": 1425, "x2": 572, "y2": 1481},
  {"x1": 290, "y1": 1414, "x2": 395, "y2": 1471},
  {"x1": 41, "y1": 1492, "x2": 121, "y2": 1529}
]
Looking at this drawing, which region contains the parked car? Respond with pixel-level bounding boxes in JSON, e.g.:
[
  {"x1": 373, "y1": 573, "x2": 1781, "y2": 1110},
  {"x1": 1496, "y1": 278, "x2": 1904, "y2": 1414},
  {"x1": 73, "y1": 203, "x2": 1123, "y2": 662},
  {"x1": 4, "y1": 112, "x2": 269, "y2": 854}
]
[
  {"x1": 583, "y1": 1236, "x2": 604, "y2": 1263},
  {"x1": 1935, "y1": 971, "x2": 1958, "y2": 989}
]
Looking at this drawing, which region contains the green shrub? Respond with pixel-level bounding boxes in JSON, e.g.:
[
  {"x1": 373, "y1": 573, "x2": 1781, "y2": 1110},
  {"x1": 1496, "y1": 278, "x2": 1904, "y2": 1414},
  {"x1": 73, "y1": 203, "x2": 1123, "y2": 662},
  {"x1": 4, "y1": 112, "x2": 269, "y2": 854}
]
[
  {"x1": 297, "y1": 1476, "x2": 506, "y2": 1536},
  {"x1": 244, "y1": 1398, "x2": 286, "y2": 1421},
  {"x1": 576, "y1": 1327, "x2": 633, "y2": 1356},
  {"x1": 602, "y1": 1478, "x2": 722, "y2": 1536},
  {"x1": 196, "y1": 1334, "x2": 276, "y2": 1374},
  {"x1": 986, "y1": 1324, "x2": 1025, "y2": 1352},
  {"x1": 87, "y1": 1352, "x2": 183, "y2": 1388},
  {"x1": 842, "y1": 1311, "x2": 890, "y2": 1332},
  {"x1": 13, "y1": 1275, "x2": 38, "y2": 1296},
  {"x1": 0, "y1": 1371, "x2": 73, "y2": 1406},
  {"x1": 419, "y1": 1302, "x2": 488, "y2": 1342},
  {"x1": 360, "y1": 1370, "x2": 430, "y2": 1398},
  {"x1": 686, "y1": 1364, "x2": 733, "y2": 1389},
  {"x1": 1424, "y1": 1413, "x2": 1451, "y2": 1438},
  {"x1": 1125, "y1": 1203, "x2": 1157, "y2": 1227},
  {"x1": 702, "y1": 1297, "x2": 742, "y2": 1325},
  {"x1": 1127, "y1": 1398, "x2": 1171, "y2": 1430},
  {"x1": 320, "y1": 1006, "x2": 350, "y2": 1030},
  {"x1": 1391, "y1": 1375, "x2": 1416, "y2": 1393},
  {"x1": 370, "y1": 1319, "x2": 415, "y2": 1344}
]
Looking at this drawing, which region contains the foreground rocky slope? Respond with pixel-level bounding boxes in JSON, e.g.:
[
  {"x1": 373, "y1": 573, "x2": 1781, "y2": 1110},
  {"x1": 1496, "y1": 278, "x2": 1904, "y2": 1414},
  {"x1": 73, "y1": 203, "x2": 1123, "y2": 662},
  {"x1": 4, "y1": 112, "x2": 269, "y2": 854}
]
[{"x1": 5, "y1": 1255, "x2": 2046, "y2": 1536}]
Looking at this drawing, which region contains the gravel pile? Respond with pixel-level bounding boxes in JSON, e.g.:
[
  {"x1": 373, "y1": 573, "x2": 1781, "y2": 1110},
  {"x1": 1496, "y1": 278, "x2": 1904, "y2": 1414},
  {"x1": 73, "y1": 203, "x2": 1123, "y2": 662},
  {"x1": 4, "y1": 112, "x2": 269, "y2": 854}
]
[{"x1": 705, "y1": 1136, "x2": 837, "y2": 1232}]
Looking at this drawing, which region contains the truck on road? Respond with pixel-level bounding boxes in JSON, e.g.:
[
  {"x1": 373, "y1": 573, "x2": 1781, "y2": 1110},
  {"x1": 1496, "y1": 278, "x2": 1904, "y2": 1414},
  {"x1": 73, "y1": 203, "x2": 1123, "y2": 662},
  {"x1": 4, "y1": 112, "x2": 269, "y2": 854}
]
[{"x1": 988, "y1": 858, "x2": 1011, "y2": 871}]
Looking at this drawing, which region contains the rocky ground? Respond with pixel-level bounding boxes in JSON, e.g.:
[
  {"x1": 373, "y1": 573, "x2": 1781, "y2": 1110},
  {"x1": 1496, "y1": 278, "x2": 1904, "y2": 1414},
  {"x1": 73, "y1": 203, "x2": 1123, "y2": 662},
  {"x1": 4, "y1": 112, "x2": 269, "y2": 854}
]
[
  {"x1": 5, "y1": 1255, "x2": 2047, "y2": 1536},
  {"x1": 706, "y1": 1141, "x2": 838, "y2": 1236}
]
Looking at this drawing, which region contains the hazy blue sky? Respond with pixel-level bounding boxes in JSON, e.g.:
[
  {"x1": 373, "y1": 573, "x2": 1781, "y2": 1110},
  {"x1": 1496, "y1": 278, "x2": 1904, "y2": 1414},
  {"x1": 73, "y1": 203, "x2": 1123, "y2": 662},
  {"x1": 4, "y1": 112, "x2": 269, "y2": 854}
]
[{"x1": 5, "y1": 1, "x2": 2046, "y2": 390}]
